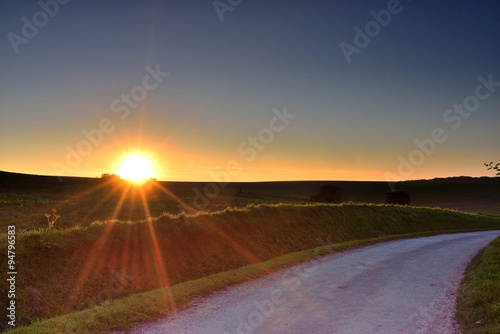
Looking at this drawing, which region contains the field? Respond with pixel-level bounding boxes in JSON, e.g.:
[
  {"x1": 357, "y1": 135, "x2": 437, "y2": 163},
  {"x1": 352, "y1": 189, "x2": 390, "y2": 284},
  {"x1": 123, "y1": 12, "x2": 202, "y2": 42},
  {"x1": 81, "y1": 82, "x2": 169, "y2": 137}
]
[
  {"x1": 1, "y1": 171, "x2": 499, "y2": 232},
  {"x1": 0, "y1": 171, "x2": 499, "y2": 332}
]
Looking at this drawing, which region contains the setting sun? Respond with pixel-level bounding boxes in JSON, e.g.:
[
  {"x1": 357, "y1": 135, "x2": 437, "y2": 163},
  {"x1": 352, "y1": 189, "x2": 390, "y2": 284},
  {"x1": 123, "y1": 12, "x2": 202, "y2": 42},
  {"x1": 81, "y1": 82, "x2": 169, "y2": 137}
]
[{"x1": 118, "y1": 154, "x2": 154, "y2": 183}]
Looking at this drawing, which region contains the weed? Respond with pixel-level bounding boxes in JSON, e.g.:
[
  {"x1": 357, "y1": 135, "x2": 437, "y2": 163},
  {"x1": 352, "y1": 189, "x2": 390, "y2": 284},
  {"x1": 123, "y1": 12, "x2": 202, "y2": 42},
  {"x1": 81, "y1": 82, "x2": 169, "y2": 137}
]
[{"x1": 44, "y1": 209, "x2": 60, "y2": 230}]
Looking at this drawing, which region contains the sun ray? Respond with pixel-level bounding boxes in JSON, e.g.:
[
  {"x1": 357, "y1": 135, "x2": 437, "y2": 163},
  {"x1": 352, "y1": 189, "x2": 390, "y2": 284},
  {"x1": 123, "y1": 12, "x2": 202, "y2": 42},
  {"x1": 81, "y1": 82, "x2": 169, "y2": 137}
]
[
  {"x1": 111, "y1": 184, "x2": 132, "y2": 220},
  {"x1": 63, "y1": 221, "x2": 117, "y2": 313},
  {"x1": 139, "y1": 186, "x2": 178, "y2": 316},
  {"x1": 152, "y1": 182, "x2": 199, "y2": 213},
  {"x1": 63, "y1": 180, "x2": 133, "y2": 312},
  {"x1": 48, "y1": 177, "x2": 122, "y2": 222}
]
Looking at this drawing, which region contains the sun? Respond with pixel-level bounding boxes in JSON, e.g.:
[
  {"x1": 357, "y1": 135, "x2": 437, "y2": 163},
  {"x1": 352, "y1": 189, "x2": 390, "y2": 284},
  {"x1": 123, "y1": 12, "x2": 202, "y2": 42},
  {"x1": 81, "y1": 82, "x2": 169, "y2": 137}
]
[{"x1": 117, "y1": 154, "x2": 154, "y2": 183}]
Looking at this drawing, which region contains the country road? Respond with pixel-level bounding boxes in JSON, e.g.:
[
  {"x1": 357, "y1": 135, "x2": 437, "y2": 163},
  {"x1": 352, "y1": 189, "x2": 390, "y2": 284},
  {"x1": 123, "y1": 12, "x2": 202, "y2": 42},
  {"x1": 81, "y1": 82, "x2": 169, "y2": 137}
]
[{"x1": 117, "y1": 231, "x2": 500, "y2": 334}]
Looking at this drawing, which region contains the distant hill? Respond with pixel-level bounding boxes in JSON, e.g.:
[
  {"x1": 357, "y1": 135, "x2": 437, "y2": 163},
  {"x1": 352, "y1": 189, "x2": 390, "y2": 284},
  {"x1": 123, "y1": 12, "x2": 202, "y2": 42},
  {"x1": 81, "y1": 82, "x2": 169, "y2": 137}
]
[
  {"x1": 0, "y1": 170, "x2": 98, "y2": 190},
  {"x1": 408, "y1": 176, "x2": 500, "y2": 183}
]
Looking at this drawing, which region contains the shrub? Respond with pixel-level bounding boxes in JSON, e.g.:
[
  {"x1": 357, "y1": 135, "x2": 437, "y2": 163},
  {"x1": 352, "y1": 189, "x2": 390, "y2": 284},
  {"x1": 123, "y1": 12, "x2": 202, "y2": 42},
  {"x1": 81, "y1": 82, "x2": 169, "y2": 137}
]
[
  {"x1": 100, "y1": 173, "x2": 121, "y2": 180},
  {"x1": 310, "y1": 185, "x2": 344, "y2": 203},
  {"x1": 385, "y1": 191, "x2": 411, "y2": 205}
]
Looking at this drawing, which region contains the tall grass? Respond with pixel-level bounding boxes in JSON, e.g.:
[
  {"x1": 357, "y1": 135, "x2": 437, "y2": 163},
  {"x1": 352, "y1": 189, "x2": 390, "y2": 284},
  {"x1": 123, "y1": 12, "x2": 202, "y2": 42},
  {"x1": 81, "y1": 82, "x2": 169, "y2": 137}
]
[
  {"x1": 456, "y1": 236, "x2": 500, "y2": 333},
  {"x1": 1, "y1": 203, "x2": 499, "y2": 329}
]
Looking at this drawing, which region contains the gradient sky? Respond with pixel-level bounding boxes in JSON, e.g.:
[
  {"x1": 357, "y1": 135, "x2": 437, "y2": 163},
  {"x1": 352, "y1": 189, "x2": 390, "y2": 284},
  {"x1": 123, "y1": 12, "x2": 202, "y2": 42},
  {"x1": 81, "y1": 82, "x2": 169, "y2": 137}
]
[{"x1": 1, "y1": 0, "x2": 499, "y2": 182}]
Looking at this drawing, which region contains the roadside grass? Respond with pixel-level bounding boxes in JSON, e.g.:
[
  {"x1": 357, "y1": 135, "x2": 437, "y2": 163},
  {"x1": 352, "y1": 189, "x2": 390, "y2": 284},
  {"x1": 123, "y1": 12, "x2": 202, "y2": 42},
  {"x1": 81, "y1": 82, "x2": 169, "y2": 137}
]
[
  {"x1": 8, "y1": 229, "x2": 499, "y2": 334},
  {"x1": 456, "y1": 236, "x2": 500, "y2": 333}
]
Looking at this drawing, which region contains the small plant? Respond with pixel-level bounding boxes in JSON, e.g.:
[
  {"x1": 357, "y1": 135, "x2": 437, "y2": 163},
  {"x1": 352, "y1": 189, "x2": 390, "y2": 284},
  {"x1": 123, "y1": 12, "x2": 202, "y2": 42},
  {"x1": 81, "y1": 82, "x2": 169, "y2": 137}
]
[{"x1": 44, "y1": 209, "x2": 61, "y2": 230}]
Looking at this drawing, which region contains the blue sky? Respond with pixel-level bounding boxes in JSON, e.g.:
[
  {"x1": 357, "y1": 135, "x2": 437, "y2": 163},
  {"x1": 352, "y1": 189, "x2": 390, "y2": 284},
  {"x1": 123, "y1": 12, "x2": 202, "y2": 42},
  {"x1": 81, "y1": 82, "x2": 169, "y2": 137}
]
[{"x1": 1, "y1": 0, "x2": 499, "y2": 181}]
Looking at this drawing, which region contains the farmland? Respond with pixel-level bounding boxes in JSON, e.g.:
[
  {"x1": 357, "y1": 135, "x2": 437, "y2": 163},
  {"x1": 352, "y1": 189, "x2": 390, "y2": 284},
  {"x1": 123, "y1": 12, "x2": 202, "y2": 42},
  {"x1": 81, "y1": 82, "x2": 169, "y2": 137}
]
[{"x1": 1, "y1": 171, "x2": 499, "y2": 231}]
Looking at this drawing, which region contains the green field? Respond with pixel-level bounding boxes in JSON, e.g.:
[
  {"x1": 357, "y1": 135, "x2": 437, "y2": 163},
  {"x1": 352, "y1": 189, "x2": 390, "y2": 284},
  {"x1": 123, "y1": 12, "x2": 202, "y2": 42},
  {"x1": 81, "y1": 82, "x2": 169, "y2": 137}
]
[{"x1": 1, "y1": 171, "x2": 499, "y2": 332}]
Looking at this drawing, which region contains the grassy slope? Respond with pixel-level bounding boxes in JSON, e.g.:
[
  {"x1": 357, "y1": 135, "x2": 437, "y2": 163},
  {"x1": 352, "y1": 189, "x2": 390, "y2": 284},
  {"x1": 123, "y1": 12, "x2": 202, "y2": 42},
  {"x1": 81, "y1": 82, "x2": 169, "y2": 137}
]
[
  {"x1": 1, "y1": 203, "x2": 499, "y2": 331},
  {"x1": 456, "y1": 236, "x2": 500, "y2": 333}
]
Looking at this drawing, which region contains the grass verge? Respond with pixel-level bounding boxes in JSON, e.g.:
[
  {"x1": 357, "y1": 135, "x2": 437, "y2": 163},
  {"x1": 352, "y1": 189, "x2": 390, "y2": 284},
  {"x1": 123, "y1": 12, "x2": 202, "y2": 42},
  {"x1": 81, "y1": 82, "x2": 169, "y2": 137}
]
[
  {"x1": 456, "y1": 236, "x2": 500, "y2": 333},
  {"x1": 8, "y1": 229, "x2": 500, "y2": 333}
]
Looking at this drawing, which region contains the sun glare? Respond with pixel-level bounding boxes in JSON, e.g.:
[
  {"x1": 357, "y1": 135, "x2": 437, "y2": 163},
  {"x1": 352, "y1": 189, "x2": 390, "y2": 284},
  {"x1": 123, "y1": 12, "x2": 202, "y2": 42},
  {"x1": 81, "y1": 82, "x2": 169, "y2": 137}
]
[{"x1": 118, "y1": 154, "x2": 154, "y2": 183}]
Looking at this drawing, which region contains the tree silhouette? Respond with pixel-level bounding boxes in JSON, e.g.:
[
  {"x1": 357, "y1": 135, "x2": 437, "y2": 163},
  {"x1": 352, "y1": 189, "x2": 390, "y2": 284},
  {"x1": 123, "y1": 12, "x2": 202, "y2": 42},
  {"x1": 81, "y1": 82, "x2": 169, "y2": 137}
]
[
  {"x1": 100, "y1": 173, "x2": 121, "y2": 180},
  {"x1": 310, "y1": 185, "x2": 344, "y2": 203},
  {"x1": 384, "y1": 191, "x2": 411, "y2": 205},
  {"x1": 484, "y1": 162, "x2": 500, "y2": 176}
]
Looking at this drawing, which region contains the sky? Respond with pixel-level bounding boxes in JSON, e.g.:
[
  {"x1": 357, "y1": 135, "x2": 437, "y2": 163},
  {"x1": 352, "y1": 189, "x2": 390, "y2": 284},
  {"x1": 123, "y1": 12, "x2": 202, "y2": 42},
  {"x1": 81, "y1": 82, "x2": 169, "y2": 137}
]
[{"x1": 1, "y1": 0, "x2": 499, "y2": 182}]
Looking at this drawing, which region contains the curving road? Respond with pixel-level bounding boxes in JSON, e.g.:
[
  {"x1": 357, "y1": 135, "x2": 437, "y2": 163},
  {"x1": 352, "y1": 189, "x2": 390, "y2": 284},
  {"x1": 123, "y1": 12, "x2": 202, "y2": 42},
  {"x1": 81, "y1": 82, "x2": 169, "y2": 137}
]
[{"x1": 119, "y1": 230, "x2": 500, "y2": 334}]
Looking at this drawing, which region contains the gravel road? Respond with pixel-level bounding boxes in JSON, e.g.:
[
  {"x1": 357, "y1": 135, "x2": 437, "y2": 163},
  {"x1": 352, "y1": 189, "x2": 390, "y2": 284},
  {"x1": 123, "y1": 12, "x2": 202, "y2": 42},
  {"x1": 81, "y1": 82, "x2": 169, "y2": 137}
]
[{"x1": 117, "y1": 230, "x2": 500, "y2": 334}]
